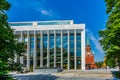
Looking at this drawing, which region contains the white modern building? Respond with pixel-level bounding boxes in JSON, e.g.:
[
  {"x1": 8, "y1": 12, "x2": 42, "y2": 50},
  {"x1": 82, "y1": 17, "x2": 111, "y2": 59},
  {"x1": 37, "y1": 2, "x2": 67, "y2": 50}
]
[{"x1": 10, "y1": 20, "x2": 85, "y2": 71}]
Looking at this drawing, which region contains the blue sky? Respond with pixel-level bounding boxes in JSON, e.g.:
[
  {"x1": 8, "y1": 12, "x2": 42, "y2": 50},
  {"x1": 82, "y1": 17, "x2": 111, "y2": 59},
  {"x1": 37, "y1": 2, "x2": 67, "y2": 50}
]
[{"x1": 7, "y1": 0, "x2": 107, "y2": 62}]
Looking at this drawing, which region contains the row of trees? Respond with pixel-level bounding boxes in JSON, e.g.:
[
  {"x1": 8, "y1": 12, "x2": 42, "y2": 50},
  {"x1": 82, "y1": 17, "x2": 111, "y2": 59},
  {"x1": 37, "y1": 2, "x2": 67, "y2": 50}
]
[
  {"x1": 99, "y1": 0, "x2": 120, "y2": 78},
  {"x1": 0, "y1": 0, "x2": 24, "y2": 79}
]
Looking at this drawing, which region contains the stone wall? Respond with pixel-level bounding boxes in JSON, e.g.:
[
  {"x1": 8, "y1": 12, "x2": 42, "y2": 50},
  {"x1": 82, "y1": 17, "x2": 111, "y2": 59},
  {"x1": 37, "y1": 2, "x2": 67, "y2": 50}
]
[{"x1": 34, "y1": 68, "x2": 62, "y2": 74}]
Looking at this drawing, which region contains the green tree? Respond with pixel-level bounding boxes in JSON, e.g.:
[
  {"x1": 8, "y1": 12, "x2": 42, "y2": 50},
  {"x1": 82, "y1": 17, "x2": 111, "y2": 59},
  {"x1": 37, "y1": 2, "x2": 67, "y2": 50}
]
[
  {"x1": 95, "y1": 61, "x2": 103, "y2": 68},
  {"x1": 0, "y1": 0, "x2": 24, "y2": 79},
  {"x1": 99, "y1": 0, "x2": 120, "y2": 78}
]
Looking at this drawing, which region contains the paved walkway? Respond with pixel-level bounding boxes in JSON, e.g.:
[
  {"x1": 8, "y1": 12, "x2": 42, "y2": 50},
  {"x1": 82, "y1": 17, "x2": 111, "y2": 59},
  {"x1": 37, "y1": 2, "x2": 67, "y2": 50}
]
[
  {"x1": 12, "y1": 74, "x2": 118, "y2": 80},
  {"x1": 10, "y1": 69, "x2": 120, "y2": 80}
]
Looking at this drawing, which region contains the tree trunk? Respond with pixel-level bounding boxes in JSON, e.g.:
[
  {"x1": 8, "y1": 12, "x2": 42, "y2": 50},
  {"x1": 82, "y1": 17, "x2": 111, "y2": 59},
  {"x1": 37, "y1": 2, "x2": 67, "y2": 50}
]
[
  {"x1": 118, "y1": 59, "x2": 120, "y2": 78},
  {"x1": 118, "y1": 62, "x2": 120, "y2": 78}
]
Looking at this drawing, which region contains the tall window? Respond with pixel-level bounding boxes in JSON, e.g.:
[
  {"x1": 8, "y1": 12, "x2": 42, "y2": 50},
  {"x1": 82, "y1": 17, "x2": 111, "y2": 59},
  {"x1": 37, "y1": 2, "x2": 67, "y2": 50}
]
[
  {"x1": 36, "y1": 34, "x2": 41, "y2": 67},
  {"x1": 76, "y1": 33, "x2": 81, "y2": 69},
  {"x1": 56, "y1": 34, "x2": 61, "y2": 67},
  {"x1": 63, "y1": 33, "x2": 68, "y2": 69},
  {"x1": 30, "y1": 34, "x2": 34, "y2": 69},
  {"x1": 50, "y1": 34, "x2": 54, "y2": 67},
  {"x1": 70, "y1": 33, "x2": 74, "y2": 69},
  {"x1": 43, "y1": 34, "x2": 47, "y2": 67}
]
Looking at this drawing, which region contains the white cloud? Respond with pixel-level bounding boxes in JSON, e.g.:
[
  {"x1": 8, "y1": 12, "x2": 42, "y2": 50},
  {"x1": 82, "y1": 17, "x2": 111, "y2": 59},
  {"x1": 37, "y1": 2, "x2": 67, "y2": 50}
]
[
  {"x1": 41, "y1": 10, "x2": 51, "y2": 16},
  {"x1": 34, "y1": 0, "x2": 60, "y2": 19},
  {"x1": 9, "y1": 0, "x2": 60, "y2": 19},
  {"x1": 86, "y1": 28, "x2": 104, "y2": 54},
  {"x1": 40, "y1": 9, "x2": 53, "y2": 17}
]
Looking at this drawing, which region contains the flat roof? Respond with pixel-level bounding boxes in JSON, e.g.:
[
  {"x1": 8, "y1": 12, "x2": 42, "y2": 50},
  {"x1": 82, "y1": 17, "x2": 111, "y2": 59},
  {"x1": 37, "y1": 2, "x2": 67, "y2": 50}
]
[{"x1": 9, "y1": 20, "x2": 73, "y2": 26}]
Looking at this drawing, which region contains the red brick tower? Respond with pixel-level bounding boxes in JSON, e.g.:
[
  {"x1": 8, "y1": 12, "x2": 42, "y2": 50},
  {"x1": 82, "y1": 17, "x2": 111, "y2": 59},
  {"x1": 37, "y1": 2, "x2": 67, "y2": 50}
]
[{"x1": 85, "y1": 37, "x2": 97, "y2": 69}]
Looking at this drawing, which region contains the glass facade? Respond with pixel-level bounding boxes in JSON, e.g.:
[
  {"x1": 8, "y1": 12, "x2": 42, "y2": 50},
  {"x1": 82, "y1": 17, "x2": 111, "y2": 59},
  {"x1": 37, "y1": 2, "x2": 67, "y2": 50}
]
[
  {"x1": 56, "y1": 34, "x2": 61, "y2": 68},
  {"x1": 9, "y1": 21, "x2": 72, "y2": 26},
  {"x1": 76, "y1": 33, "x2": 81, "y2": 69},
  {"x1": 38, "y1": 21, "x2": 71, "y2": 25},
  {"x1": 9, "y1": 23, "x2": 33, "y2": 26},
  {"x1": 50, "y1": 34, "x2": 54, "y2": 67},
  {"x1": 15, "y1": 29, "x2": 83, "y2": 71},
  {"x1": 43, "y1": 34, "x2": 47, "y2": 67},
  {"x1": 70, "y1": 32, "x2": 74, "y2": 69},
  {"x1": 36, "y1": 33, "x2": 41, "y2": 67},
  {"x1": 30, "y1": 34, "x2": 34, "y2": 71},
  {"x1": 63, "y1": 33, "x2": 68, "y2": 69}
]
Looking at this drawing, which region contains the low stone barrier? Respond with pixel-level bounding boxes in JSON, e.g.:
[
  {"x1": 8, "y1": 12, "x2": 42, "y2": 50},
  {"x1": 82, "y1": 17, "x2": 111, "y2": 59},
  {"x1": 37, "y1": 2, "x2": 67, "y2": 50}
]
[{"x1": 34, "y1": 68, "x2": 62, "y2": 74}]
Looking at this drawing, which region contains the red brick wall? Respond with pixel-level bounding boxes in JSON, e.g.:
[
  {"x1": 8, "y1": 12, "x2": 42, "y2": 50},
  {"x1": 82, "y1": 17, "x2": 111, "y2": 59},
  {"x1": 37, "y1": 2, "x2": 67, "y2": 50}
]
[{"x1": 85, "y1": 54, "x2": 94, "y2": 64}]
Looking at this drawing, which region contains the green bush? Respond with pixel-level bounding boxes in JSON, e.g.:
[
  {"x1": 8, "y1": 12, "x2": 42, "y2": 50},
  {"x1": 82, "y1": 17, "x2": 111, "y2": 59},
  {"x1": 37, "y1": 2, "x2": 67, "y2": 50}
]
[
  {"x1": 0, "y1": 75, "x2": 16, "y2": 80},
  {"x1": 114, "y1": 72, "x2": 120, "y2": 79}
]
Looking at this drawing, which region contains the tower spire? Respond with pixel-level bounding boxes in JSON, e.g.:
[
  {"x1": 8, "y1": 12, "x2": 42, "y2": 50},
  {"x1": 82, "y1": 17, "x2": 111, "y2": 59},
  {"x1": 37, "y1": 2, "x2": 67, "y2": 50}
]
[
  {"x1": 87, "y1": 35, "x2": 90, "y2": 45},
  {"x1": 86, "y1": 35, "x2": 91, "y2": 53}
]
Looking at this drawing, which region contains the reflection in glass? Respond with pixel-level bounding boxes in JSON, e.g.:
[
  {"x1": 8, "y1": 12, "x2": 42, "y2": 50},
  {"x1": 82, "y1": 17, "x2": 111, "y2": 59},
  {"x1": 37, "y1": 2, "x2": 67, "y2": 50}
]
[
  {"x1": 30, "y1": 34, "x2": 34, "y2": 71},
  {"x1": 36, "y1": 34, "x2": 40, "y2": 67},
  {"x1": 56, "y1": 34, "x2": 61, "y2": 67},
  {"x1": 76, "y1": 33, "x2": 81, "y2": 69},
  {"x1": 50, "y1": 34, "x2": 54, "y2": 67},
  {"x1": 63, "y1": 33, "x2": 68, "y2": 69},
  {"x1": 43, "y1": 34, "x2": 47, "y2": 67},
  {"x1": 70, "y1": 33, "x2": 74, "y2": 69}
]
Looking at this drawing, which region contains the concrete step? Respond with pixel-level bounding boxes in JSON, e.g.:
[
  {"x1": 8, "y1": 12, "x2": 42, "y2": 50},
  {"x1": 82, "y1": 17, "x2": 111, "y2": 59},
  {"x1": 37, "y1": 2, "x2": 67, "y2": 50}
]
[{"x1": 55, "y1": 70, "x2": 113, "y2": 79}]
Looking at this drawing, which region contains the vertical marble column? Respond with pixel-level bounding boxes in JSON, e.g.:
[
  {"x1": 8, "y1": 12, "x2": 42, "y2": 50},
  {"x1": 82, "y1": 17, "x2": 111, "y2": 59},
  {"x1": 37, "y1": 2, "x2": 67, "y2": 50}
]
[
  {"x1": 20, "y1": 31, "x2": 24, "y2": 64},
  {"x1": 33, "y1": 30, "x2": 37, "y2": 70},
  {"x1": 74, "y1": 29, "x2": 77, "y2": 70},
  {"x1": 27, "y1": 31, "x2": 30, "y2": 70},
  {"x1": 81, "y1": 29, "x2": 85, "y2": 70},
  {"x1": 40, "y1": 31, "x2": 43, "y2": 67}
]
